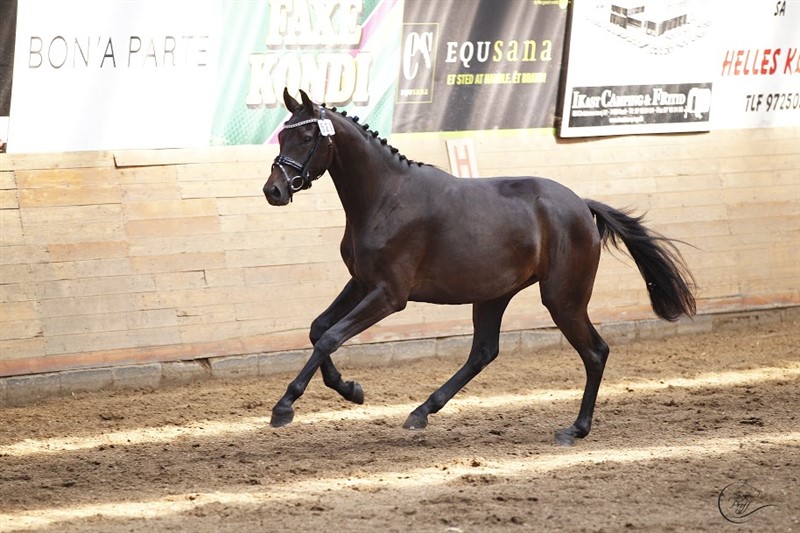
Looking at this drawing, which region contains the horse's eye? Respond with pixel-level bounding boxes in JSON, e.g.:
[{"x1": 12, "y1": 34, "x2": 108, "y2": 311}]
[{"x1": 303, "y1": 134, "x2": 313, "y2": 143}]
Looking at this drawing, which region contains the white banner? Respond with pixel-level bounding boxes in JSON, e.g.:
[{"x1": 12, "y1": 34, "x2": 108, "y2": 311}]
[
  {"x1": 711, "y1": 0, "x2": 800, "y2": 129},
  {"x1": 559, "y1": 0, "x2": 716, "y2": 137},
  {"x1": 560, "y1": 0, "x2": 800, "y2": 137},
  {"x1": 8, "y1": 0, "x2": 221, "y2": 153}
]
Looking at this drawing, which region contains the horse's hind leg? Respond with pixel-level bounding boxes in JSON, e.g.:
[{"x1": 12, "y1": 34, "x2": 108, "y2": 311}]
[
  {"x1": 541, "y1": 278, "x2": 609, "y2": 446},
  {"x1": 312, "y1": 278, "x2": 365, "y2": 404},
  {"x1": 403, "y1": 295, "x2": 512, "y2": 430}
]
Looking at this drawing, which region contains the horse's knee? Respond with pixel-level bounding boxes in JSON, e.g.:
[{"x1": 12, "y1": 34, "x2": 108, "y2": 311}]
[
  {"x1": 313, "y1": 331, "x2": 342, "y2": 356},
  {"x1": 309, "y1": 319, "x2": 329, "y2": 345}
]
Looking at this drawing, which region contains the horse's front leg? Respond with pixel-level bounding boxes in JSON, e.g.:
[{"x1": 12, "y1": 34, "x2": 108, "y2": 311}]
[
  {"x1": 311, "y1": 278, "x2": 366, "y2": 404},
  {"x1": 270, "y1": 286, "x2": 405, "y2": 427}
]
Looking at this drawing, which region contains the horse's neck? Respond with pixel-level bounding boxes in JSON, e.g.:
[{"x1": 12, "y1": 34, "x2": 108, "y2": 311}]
[{"x1": 328, "y1": 129, "x2": 403, "y2": 226}]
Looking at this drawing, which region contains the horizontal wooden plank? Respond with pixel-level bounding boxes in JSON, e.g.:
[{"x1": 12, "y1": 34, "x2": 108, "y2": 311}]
[
  {"x1": 14, "y1": 167, "x2": 114, "y2": 189},
  {"x1": 18, "y1": 186, "x2": 121, "y2": 208},
  {"x1": 23, "y1": 221, "x2": 126, "y2": 245},
  {"x1": 179, "y1": 178, "x2": 265, "y2": 199},
  {"x1": 124, "y1": 198, "x2": 218, "y2": 220},
  {"x1": 121, "y1": 182, "x2": 182, "y2": 203},
  {"x1": 45, "y1": 326, "x2": 181, "y2": 356},
  {"x1": 219, "y1": 211, "x2": 345, "y2": 232},
  {"x1": 41, "y1": 274, "x2": 155, "y2": 299},
  {"x1": 130, "y1": 252, "x2": 227, "y2": 274},
  {"x1": 128, "y1": 234, "x2": 228, "y2": 257},
  {"x1": 1, "y1": 151, "x2": 115, "y2": 171},
  {"x1": 40, "y1": 293, "x2": 134, "y2": 319},
  {"x1": 125, "y1": 216, "x2": 220, "y2": 238},
  {"x1": 43, "y1": 309, "x2": 178, "y2": 337},
  {"x1": 0, "y1": 319, "x2": 42, "y2": 341},
  {"x1": 175, "y1": 161, "x2": 268, "y2": 182},
  {"x1": 0, "y1": 189, "x2": 18, "y2": 209},
  {"x1": 0, "y1": 209, "x2": 23, "y2": 244},
  {"x1": 20, "y1": 204, "x2": 123, "y2": 225},
  {"x1": 0, "y1": 301, "x2": 39, "y2": 322},
  {"x1": 48, "y1": 241, "x2": 129, "y2": 262},
  {"x1": 721, "y1": 168, "x2": 799, "y2": 188},
  {"x1": 41, "y1": 258, "x2": 133, "y2": 281},
  {"x1": 113, "y1": 146, "x2": 276, "y2": 168},
  {"x1": 179, "y1": 321, "x2": 243, "y2": 344},
  {"x1": 0, "y1": 171, "x2": 16, "y2": 190},
  {"x1": 0, "y1": 245, "x2": 49, "y2": 266},
  {"x1": 0, "y1": 337, "x2": 46, "y2": 361}
]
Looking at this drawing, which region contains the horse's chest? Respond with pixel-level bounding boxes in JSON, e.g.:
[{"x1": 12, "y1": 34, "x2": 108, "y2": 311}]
[
  {"x1": 340, "y1": 238, "x2": 358, "y2": 275},
  {"x1": 340, "y1": 227, "x2": 409, "y2": 282},
  {"x1": 339, "y1": 235, "x2": 375, "y2": 280}
]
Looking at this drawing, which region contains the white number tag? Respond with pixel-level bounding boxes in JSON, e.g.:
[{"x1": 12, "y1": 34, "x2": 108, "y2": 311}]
[{"x1": 318, "y1": 119, "x2": 336, "y2": 136}]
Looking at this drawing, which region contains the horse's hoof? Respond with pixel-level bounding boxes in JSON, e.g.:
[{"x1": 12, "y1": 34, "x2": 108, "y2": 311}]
[
  {"x1": 270, "y1": 405, "x2": 295, "y2": 427},
  {"x1": 554, "y1": 429, "x2": 576, "y2": 447},
  {"x1": 347, "y1": 381, "x2": 364, "y2": 405},
  {"x1": 402, "y1": 412, "x2": 428, "y2": 430},
  {"x1": 555, "y1": 424, "x2": 588, "y2": 446}
]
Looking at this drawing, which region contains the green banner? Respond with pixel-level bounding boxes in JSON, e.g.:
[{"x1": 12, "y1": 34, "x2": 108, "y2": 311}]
[{"x1": 211, "y1": 0, "x2": 403, "y2": 146}]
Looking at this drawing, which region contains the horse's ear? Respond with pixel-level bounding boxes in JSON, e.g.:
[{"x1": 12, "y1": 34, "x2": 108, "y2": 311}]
[
  {"x1": 283, "y1": 88, "x2": 302, "y2": 112},
  {"x1": 299, "y1": 89, "x2": 316, "y2": 115}
]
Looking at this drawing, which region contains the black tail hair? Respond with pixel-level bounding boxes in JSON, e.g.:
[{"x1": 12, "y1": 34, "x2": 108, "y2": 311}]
[{"x1": 585, "y1": 199, "x2": 696, "y2": 321}]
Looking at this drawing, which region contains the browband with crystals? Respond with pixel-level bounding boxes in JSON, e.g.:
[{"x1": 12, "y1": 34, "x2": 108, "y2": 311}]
[
  {"x1": 283, "y1": 118, "x2": 319, "y2": 129},
  {"x1": 283, "y1": 117, "x2": 336, "y2": 136}
]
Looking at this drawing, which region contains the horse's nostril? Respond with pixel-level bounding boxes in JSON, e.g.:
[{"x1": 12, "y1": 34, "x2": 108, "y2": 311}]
[{"x1": 268, "y1": 185, "x2": 281, "y2": 200}]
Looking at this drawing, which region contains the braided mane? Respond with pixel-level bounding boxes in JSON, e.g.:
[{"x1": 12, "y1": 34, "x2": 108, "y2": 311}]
[{"x1": 322, "y1": 104, "x2": 427, "y2": 168}]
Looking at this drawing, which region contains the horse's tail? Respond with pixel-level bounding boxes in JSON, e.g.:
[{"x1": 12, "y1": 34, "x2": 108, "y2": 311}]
[{"x1": 585, "y1": 199, "x2": 696, "y2": 321}]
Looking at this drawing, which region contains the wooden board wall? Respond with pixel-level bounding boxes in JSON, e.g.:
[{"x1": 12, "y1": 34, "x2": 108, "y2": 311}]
[{"x1": 1, "y1": 128, "x2": 798, "y2": 376}]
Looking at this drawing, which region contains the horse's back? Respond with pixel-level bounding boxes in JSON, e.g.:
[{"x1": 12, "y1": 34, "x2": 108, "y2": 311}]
[{"x1": 424, "y1": 174, "x2": 597, "y2": 248}]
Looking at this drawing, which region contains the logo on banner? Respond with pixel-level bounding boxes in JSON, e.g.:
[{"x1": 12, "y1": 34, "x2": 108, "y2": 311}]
[
  {"x1": 246, "y1": 0, "x2": 372, "y2": 108},
  {"x1": 397, "y1": 22, "x2": 437, "y2": 104},
  {"x1": 568, "y1": 83, "x2": 713, "y2": 128}
]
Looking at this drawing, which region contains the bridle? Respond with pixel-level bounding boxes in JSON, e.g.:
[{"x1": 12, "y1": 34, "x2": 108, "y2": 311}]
[{"x1": 272, "y1": 108, "x2": 335, "y2": 195}]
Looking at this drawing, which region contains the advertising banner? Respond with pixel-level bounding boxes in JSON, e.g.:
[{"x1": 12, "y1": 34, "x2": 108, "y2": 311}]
[
  {"x1": 559, "y1": 0, "x2": 715, "y2": 137},
  {"x1": 210, "y1": 0, "x2": 403, "y2": 146},
  {"x1": 0, "y1": 0, "x2": 16, "y2": 149},
  {"x1": 711, "y1": 0, "x2": 800, "y2": 129},
  {"x1": 7, "y1": 1, "x2": 795, "y2": 152},
  {"x1": 8, "y1": 0, "x2": 222, "y2": 153},
  {"x1": 6, "y1": 0, "x2": 402, "y2": 153},
  {"x1": 393, "y1": 0, "x2": 568, "y2": 133}
]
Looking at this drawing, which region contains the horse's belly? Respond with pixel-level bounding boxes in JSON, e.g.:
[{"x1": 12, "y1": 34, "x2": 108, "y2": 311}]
[{"x1": 409, "y1": 251, "x2": 538, "y2": 304}]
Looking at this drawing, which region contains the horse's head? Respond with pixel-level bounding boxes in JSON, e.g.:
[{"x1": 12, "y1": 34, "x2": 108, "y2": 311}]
[{"x1": 263, "y1": 88, "x2": 335, "y2": 206}]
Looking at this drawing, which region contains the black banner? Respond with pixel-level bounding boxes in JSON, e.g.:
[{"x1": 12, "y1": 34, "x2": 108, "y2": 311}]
[
  {"x1": 393, "y1": 0, "x2": 568, "y2": 133},
  {"x1": 0, "y1": 0, "x2": 17, "y2": 150},
  {"x1": 567, "y1": 83, "x2": 713, "y2": 128}
]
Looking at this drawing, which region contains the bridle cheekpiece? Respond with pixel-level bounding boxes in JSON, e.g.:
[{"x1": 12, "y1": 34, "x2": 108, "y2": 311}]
[{"x1": 272, "y1": 108, "x2": 335, "y2": 194}]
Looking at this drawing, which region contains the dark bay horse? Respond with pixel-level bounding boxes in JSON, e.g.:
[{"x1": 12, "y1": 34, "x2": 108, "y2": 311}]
[{"x1": 263, "y1": 89, "x2": 695, "y2": 445}]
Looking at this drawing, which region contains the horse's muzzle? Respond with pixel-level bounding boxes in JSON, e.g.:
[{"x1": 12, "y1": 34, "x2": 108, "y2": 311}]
[{"x1": 264, "y1": 181, "x2": 290, "y2": 206}]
